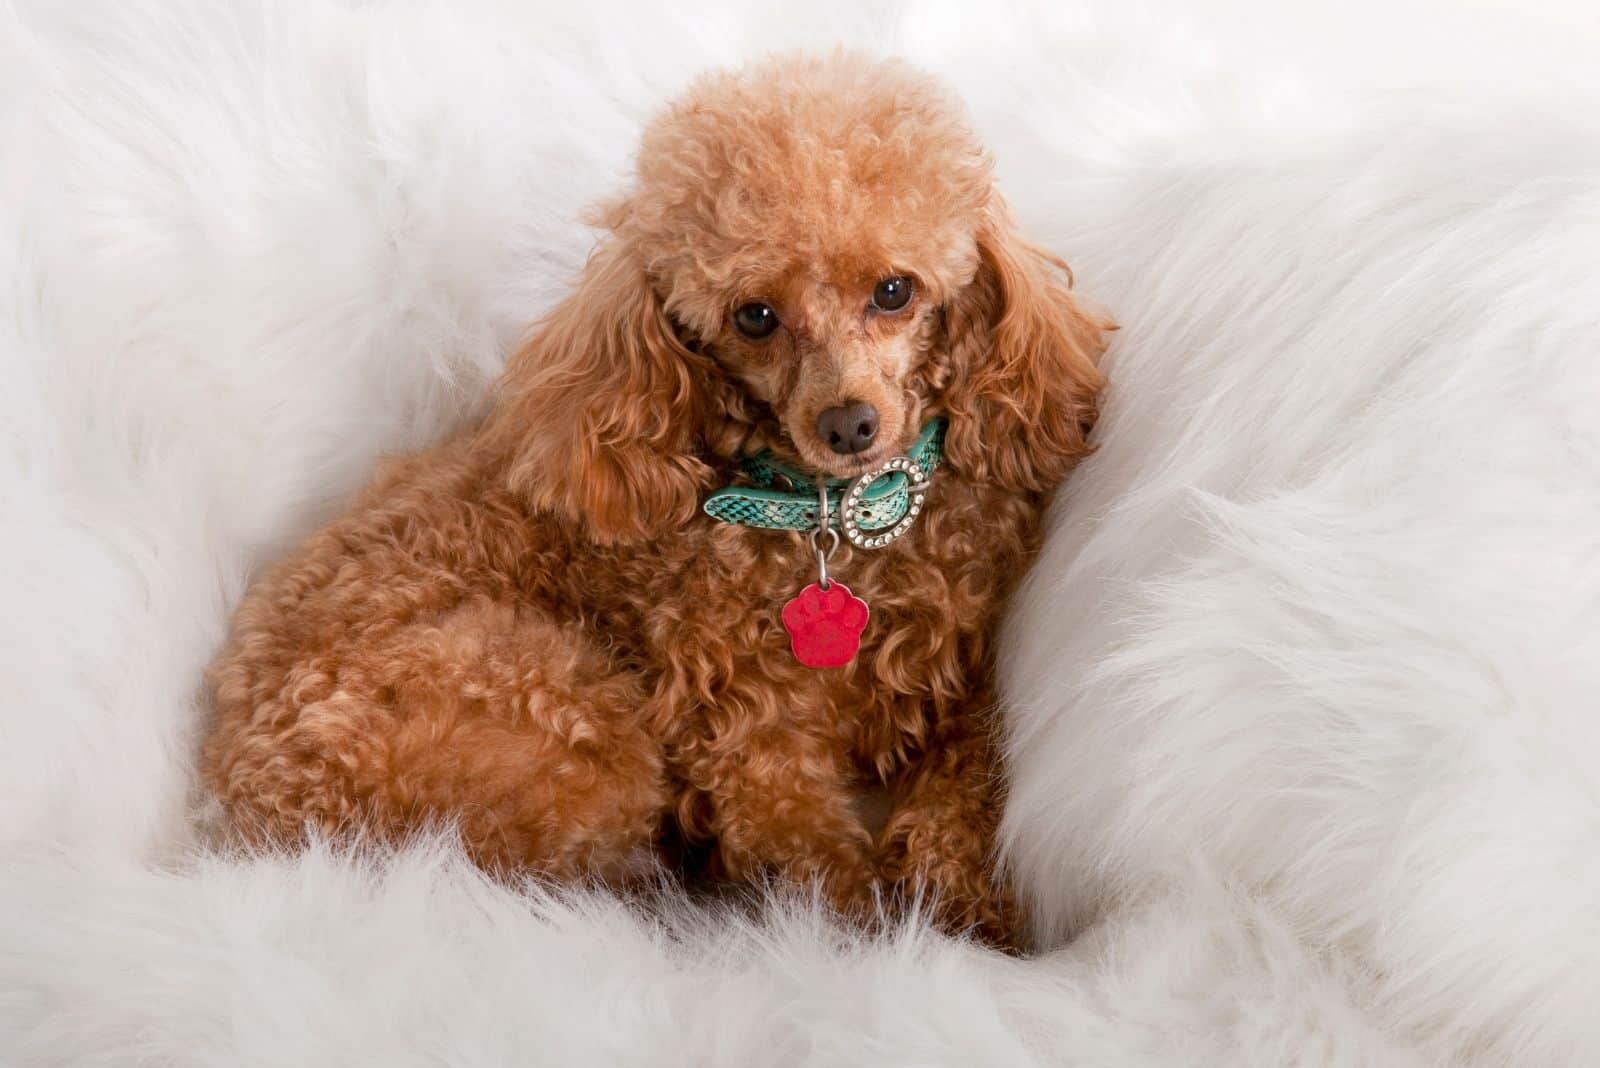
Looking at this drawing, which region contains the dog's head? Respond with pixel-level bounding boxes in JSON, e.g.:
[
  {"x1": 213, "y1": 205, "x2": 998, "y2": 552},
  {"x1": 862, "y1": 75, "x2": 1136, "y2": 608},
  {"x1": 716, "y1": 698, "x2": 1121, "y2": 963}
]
[{"x1": 489, "y1": 53, "x2": 1109, "y2": 543}]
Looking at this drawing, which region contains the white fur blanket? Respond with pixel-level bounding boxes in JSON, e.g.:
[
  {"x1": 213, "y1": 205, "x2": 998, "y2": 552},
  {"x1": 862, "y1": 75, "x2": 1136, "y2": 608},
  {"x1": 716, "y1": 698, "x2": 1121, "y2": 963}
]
[{"x1": 4, "y1": 2, "x2": 1598, "y2": 1064}]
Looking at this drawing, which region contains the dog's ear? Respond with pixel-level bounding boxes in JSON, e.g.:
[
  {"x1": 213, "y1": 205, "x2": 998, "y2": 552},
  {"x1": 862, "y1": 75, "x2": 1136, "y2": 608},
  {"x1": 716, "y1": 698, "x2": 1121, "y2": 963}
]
[
  {"x1": 486, "y1": 236, "x2": 712, "y2": 545},
  {"x1": 942, "y1": 200, "x2": 1111, "y2": 494}
]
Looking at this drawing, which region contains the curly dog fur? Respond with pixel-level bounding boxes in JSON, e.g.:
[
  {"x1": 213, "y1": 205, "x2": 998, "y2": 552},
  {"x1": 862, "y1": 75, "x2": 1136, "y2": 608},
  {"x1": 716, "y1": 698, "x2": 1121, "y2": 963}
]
[{"x1": 202, "y1": 52, "x2": 1109, "y2": 945}]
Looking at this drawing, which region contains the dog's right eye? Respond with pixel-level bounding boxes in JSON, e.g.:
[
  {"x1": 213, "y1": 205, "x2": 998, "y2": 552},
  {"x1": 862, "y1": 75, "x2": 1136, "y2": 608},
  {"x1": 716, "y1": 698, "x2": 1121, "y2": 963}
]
[{"x1": 733, "y1": 302, "x2": 780, "y2": 340}]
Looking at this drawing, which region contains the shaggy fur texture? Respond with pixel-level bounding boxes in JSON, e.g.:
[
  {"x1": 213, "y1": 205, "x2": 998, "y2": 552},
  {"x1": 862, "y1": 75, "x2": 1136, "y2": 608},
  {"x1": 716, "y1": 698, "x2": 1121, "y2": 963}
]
[
  {"x1": 200, "y1": 53, "x2": 1107, "y2": 943},
  {"x1": 0, "y1": 839, "x2": 1422, "y2": 1068},
  {"x1": 5, "y1": 0, "x2": 1600, "y2": 1064},
  {"x1": 999, "y1": 117, "x2": 1600, "y2": 1064}
]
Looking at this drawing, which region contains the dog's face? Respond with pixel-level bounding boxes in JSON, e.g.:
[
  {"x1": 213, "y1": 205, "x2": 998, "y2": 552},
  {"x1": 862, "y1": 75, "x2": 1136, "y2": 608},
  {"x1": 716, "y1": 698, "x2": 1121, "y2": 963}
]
[
  {"x1": 619, "y1": 54, "x2": 996, "y2": 478},
  {"x1": 489, "y1": 53, "x2": 1108, "y2": 543},
  {"x1": 692, "y1": 254, "x2": 947, "y2": 480}
]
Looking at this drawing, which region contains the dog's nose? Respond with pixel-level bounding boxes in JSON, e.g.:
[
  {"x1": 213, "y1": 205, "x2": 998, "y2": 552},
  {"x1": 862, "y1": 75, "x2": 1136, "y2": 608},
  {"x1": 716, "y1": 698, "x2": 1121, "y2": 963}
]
[{"x1": 817, "y1": 401, "x2": 879, "y2": 455}]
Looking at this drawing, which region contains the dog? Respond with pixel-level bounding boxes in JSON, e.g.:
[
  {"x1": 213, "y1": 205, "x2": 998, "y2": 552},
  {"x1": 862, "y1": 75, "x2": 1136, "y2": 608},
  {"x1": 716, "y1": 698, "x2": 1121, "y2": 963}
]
[{"x1": 203, "y1": 52, "x2": 1109, "y2": 946}]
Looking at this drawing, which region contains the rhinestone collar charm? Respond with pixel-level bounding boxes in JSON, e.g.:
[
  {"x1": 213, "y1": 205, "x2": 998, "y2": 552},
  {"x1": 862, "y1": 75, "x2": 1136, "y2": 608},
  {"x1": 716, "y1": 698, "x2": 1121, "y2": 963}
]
[{"x1": 839, "y1": 455, "x2": 930, "y2": 550}]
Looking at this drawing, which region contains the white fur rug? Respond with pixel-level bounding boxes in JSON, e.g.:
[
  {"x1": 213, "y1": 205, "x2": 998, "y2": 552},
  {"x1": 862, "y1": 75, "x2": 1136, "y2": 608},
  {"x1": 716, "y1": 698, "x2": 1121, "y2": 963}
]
[{"x1": 4, "y1": 1, "x2": 1598, "y2": 1064}]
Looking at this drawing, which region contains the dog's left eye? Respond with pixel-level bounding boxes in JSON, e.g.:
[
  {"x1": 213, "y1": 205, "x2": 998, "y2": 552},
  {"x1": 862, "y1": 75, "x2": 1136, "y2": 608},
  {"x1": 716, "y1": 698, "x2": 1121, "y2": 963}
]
[
  {"x1": 870, "y1": 276, "x2": 913, "y2": 312},
  {"x1": 733, "y1": 302, "x2": 780, "y2": 339}
]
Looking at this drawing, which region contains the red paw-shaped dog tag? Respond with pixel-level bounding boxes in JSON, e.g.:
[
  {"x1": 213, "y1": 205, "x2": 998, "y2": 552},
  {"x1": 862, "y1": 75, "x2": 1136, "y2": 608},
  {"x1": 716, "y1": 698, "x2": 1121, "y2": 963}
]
[{"x1": 781, "y1": 581, "x2": 870, "y2": 669}]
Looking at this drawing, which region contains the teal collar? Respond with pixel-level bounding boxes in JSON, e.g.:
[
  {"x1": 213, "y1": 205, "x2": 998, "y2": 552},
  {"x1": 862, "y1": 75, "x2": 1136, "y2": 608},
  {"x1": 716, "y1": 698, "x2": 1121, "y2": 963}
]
[{"x1": 704, "y1": 418, "x2": 946, "y2": 546}]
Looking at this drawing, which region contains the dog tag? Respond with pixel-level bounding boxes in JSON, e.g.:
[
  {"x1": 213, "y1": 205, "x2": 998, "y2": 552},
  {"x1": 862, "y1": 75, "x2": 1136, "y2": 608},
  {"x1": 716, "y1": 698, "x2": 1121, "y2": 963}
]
[{"x1": 781, "y1": 581, "x2": 869, "y2": 669}]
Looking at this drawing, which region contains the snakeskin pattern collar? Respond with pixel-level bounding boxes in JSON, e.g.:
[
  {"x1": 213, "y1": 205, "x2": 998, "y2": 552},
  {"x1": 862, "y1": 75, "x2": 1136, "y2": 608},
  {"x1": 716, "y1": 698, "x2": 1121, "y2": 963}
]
[{"x1": 703, "y1": 417, "x2": 946, "y2": 549}]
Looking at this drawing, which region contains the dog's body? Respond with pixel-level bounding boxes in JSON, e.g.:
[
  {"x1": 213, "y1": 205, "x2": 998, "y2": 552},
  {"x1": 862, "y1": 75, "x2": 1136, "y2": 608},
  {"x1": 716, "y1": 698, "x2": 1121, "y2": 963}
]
[{"x1": 204, "y1": 54, "x2": 1107, "y2": 944}]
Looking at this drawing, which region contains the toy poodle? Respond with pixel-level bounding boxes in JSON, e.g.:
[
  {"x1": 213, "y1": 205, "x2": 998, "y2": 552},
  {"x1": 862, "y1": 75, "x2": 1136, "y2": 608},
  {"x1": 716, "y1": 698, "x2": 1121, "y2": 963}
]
[{"x1": 203, "y1": 51, "x2": 1110, "y2": 946}]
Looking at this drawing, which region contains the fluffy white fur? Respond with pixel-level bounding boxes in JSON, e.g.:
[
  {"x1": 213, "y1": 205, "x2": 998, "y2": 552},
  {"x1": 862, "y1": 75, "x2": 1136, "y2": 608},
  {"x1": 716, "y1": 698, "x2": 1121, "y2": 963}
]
[
  {"x1": 2, "y1": 0, "x2": 1597, "y2": 1063},
  {"x1": 1001, "y1": 116, "x2": 1600, "y2": 1066},
  {"x1": 2, "y1": 838, "x2": 1419, "y2": 1067}
]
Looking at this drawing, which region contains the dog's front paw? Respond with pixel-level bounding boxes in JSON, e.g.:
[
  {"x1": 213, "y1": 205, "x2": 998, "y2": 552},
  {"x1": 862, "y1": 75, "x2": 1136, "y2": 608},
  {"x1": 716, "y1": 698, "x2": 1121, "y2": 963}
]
[{"x1": 781, "y1": 581, "x2": 869, "y2": 669}]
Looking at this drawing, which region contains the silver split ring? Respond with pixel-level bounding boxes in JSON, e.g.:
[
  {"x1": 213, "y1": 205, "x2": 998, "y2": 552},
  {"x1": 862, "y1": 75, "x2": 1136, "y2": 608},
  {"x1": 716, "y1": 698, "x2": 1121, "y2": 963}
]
[{"x1": 808, "y1": 522, "x2": 840, "y2": 589}]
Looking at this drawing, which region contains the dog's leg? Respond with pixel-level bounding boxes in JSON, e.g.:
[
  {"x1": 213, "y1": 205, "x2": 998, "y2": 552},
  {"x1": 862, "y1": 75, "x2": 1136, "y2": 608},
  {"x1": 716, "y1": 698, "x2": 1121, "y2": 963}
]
[
  {"x1": 669, "y1": 689, "x2": 877, "y2": 918},
  {"x1": 207, "y1": 599, "x2": 668, "y2": 884},
  {"x1": 878, "y1": 712, "x2": 1021, "y2": 948}
]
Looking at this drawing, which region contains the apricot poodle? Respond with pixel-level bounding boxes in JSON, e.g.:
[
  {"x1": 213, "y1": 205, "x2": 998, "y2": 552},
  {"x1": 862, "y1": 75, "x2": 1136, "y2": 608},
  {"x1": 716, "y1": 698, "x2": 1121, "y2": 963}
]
[{"x1": 203, "y1": 52, "x2": 1109, "y2": 945}]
